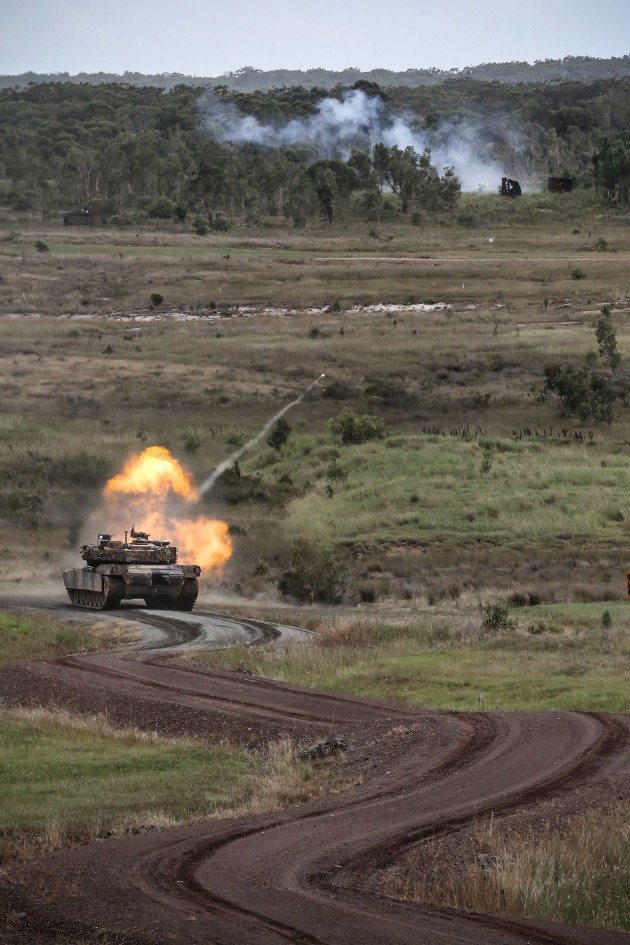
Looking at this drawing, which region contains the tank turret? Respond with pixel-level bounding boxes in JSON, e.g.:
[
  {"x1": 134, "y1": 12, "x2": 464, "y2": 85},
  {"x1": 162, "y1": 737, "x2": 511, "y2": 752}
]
[{"x1": 64, "y1": 529, "x2": 201, "y2": 611}]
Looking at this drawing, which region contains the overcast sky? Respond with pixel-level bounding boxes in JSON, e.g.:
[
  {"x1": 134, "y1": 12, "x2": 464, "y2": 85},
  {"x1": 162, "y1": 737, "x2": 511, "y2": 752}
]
[{"x1": 2, "y1": 0, "x2": 629, "y2": 76}]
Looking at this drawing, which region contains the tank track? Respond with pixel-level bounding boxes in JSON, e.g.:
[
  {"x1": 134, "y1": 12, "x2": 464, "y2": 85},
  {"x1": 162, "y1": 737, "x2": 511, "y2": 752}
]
[
  {"x1": 177, "y1": 577, "x2": 199, "y2": 611},
  {"x1": 66, "y1": 575, "x2": 125, "y2": 610},
  {"x1": 144, "y1": 578, "x2": 199, "y2": 612}
]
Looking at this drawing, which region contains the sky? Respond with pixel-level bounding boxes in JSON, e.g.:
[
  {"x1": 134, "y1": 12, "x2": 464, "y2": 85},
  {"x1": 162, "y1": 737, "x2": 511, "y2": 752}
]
[{"x1": 1, "y1": 0, "x2": 629, "y2": 76}]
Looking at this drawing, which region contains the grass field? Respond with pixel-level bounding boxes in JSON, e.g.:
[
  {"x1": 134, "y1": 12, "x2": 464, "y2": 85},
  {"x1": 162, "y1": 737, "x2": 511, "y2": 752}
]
[
  {"x1": 2, "y1": 196, "x2": 630, "y2": 602},
  {"x1": 0, "y1": 706, "x2": 320, "y2": 864},
  {"x1": 2, "y1": 198, "x2": 630, "y2": 932},
  {"x1": 0, "y1": 611, "x2": 140, "y2": 665},
  {"x1": 189, "y1": 604, "x2": 630, "y2": 711}
]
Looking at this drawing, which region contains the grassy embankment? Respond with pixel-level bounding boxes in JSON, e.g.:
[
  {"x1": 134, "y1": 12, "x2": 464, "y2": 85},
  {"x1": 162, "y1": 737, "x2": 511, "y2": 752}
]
[
  {"x1": 0, "y1": 615, "x2": 317, "y2": 863},
  {"x1": 0, "y1": 706, "x2": 317, "y2": 864},
  {"x1": 0, "y1": 611, "x2": 139, "y2": 664}
]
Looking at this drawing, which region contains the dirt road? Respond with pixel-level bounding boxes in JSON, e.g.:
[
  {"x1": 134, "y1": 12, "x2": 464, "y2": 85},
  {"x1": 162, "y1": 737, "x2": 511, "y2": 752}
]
[{"x1": 1, "y1": 601, "x2": 629, "y2": 945}]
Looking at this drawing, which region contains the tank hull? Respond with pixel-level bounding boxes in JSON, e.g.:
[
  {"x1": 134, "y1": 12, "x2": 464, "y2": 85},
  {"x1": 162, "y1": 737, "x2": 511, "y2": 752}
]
[{"x1": 63, "y1": 563, "x2": 199, "y2": 611}]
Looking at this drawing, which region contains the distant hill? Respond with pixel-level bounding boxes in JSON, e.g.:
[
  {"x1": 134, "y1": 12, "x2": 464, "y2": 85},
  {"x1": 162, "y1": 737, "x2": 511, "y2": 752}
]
[{"x1": 2, "y1": 56, "x2": 630, "y2": 92}]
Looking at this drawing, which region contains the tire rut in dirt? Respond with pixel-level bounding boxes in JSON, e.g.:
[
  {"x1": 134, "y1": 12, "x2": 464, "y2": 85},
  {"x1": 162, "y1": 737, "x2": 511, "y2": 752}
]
[
  {"x1": 131, "y1": 611, "x2": 204, "y2": 649},
  {"x1": 167, "y1": 713, "x2": 628, "y2": 945},
  {"x1": 52, "y1": 653, "x2": 420, "y2": 726}
]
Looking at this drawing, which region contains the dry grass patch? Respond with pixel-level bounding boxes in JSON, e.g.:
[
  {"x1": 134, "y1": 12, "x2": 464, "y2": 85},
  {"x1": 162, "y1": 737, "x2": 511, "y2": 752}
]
[{"x1": 383, "y1": 801, "x2": 630, "y2": 933}]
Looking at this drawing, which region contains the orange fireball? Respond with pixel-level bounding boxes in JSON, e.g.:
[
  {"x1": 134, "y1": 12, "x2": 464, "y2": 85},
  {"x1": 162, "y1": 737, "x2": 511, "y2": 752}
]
[
  {"x1": 102, "y1": 446, "x2": 232, "y2": 576},
  {"x1": 170, "y1": 517, "x2": 233, "y2": 572},
  {"x1": 104, "y1": 445, "x2": 197, "y2": 500}
]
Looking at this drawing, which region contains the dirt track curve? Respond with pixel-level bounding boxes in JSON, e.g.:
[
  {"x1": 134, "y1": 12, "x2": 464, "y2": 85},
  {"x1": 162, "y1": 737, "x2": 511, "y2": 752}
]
[{"x1": 1, "y1": 603, "x2": 629, "y2": 945}]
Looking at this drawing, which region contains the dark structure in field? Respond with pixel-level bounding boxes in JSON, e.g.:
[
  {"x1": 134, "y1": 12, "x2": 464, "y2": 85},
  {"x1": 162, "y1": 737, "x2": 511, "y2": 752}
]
[
  {"x1": 63, "y1": 530, "x2": 201, "y2": 610},
  {"x1": 63, "y1": 209, "x2": 93, "y2": 225},
  {"x1": 547, "y1": 176, "x2": 573, "y2": 193},
  {"x1": 500, "y1": 177, "x2": 522, "y2": 197}
]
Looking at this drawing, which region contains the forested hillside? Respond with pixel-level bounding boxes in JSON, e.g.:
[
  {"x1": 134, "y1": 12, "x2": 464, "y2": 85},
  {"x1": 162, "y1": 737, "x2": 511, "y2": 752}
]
[
  {"x1": 2, "y1": 55, "x2": 630, "y2": 91},
  {"x1": 1, "y1": 77, "x2": 629, "y2": 228}
]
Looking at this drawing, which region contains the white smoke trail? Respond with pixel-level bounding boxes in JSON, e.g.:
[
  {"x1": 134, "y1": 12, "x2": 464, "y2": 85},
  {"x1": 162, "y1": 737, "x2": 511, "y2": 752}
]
[
  {"x1": 200, "y1": 89, "x2": 506, "y2": 192},
  {"x1": 198, "y1": 375, "x2": 325, "y2": 497}
]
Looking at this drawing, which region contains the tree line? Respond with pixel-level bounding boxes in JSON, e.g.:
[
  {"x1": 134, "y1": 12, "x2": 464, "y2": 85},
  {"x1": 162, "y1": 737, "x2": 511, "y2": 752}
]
[
  {"x1": 2, "y1": 55, "x2": 630, "y2": 91},
  {"x1": 1, "y1": 78, "x2": 630, "y2": 229}
]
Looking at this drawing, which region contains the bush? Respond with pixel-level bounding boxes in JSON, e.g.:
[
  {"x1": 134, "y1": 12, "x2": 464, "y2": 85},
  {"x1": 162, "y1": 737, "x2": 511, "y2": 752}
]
[
  {"x1": 322, "y1": 378, "x2": 356, "y2": 400},
  {"x1": 35, "y1": 240, "x2": 49, "y2": 253},
  {"x1": 278, "y1": 538, "x2": 345, "y2": 604},
  {"x1": 540, "y1": 363, "x2": 618, "y2": 423},
  {"x1": 150, "y1": 292, "x2": 163, "y2": 306},
  {"x1": 481, "y1": 600, "x2": 516, "y2": 634},
  {"x1": 329, "y1": 408, "x2": 385, "y2": 446},
  {"x1": 252, "y1": 558, "x2": 269, "y2": 576},
  {"x1": 146, "y1": 196, "x2": 177, "y2": 219},
  {"x1": 363, "y1": 373, "x2": 410, "y2": 406},
  {"x1": 266, "y1": 417, "x2": 291, "y2": 451},
  {"x1": 183, "y1": 430, "x2": 203, "y2": 454}
]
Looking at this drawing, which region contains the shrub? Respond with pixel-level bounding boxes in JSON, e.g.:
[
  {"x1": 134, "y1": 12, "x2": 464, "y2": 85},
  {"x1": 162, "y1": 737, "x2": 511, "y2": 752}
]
[
  {"x1": 363, "y1": 373, "x2": 410, "y2": 406},
  {"x1": 329, "y1": 408, "x2": 385, "y2": 446},
  {"x1": 322, "y1": 378, "x2": 356, "y2": 400},
  {"x1": 278, "y1": 538, "x2": 345, "y2": 604},
  {"x1": 540, "y1": 363, "x2": 617, "y2": 423},
  {"x1": 594, "y1": 307, "x2": 621, "y2": 371},
  {"x1": 358, "y1": 583, "x2": 377, "y2": 603},
  {"x1": 150, "y1": 292, "x2": 163, "y2": 306},
  {"x1": 266, "y1": 417, "x2": 291, "y2": 451},
  {"x1": 570, "y1": 267, "x2": 586, "y2": 280},
  {"x1": 481, "y1": 600, "x2": 516, "y2": 634},
  {"x1": 183, "y1": 430, "x2": 203, "y2": 454},
  {"x1": 146, "y1": 196, "x2": 177, "y2": 220},
  {"x1": 209, "y1": 215, "x2": 229, "y2": 232},
  {"x1": 252, "y1": 558, "x2": 269, "y2": 576},
  {"x1": 326, "y1": 460, "x2": 347, "y2": 483},
  {"x1": 192, "y1": 218, "x2": 208, "y2": 236},
  {"x1": 35, "y1": 240, "x2": 49, "y2": 253}
]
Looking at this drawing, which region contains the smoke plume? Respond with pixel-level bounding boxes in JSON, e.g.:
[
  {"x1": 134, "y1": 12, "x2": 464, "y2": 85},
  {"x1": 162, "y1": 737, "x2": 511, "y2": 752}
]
[
  {"x1": 198, "y1": 375, "x2": 325, "y2": 497},
  {"x1": 200, "y1": 88, "x2": 505, "y2": 192}
]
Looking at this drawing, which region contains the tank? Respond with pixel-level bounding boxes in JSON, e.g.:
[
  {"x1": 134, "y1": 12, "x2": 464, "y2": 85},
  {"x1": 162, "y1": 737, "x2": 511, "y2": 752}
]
[{"x1": 63, "y1": 529, "x2": 201, "y2": 611}]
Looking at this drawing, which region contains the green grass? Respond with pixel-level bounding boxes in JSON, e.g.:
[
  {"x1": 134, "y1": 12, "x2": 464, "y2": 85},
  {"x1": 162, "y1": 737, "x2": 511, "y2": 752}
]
[
  {"x1": 0, "y1": 612, "x2": 125, "y2": 666},
  {"x1": 270, "y1": 434, "x2": 630, "y2": 548},
  {"x1": 0, "y1": 710, "x2": 255, "y2": 842},
  {"x1": 3, "y1": 213, "x2": 630, "y2": 601},
  {"x1": 193, "y1": 614, "x2": 630, "y2": 712}
]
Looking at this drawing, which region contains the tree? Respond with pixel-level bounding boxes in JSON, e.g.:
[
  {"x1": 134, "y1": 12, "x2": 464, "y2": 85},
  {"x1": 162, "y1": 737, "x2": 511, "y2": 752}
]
[
  {"x1": 329, "y1": 408, "x2": 384, "y2": 445},
  {"x1": 540, "y1": 363, "x2": 617, "y2": 423},
  {"x1": 278, "y1": 538, "x2": 345, "y2": 603},
  {"x1": 266, "y1": 417, "x2": 291, "y2": 451},
  {"x1": 594, "y1": 135, "x2": 630, "y2": 205},
  {"x1": 594, "y1": 305, "x2": 621, "y2": 371}
]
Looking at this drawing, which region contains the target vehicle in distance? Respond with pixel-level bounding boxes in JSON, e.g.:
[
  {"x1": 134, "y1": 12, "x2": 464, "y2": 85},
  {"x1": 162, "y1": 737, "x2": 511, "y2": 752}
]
[{"x1": 63, "y1": 528, "x2": 201, "y2": 610}]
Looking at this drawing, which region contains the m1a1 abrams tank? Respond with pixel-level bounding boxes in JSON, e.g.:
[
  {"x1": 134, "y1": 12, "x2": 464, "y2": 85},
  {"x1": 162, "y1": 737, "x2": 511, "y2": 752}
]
[{"x1": 63, "y1": 529, "x2": 201, "y2": 611}]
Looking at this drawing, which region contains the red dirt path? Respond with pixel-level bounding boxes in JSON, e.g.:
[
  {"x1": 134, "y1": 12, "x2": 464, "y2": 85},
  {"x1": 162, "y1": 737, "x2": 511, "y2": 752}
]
[{"x1": 1, "y1": 646, "x2": 629, "y2": 945}]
